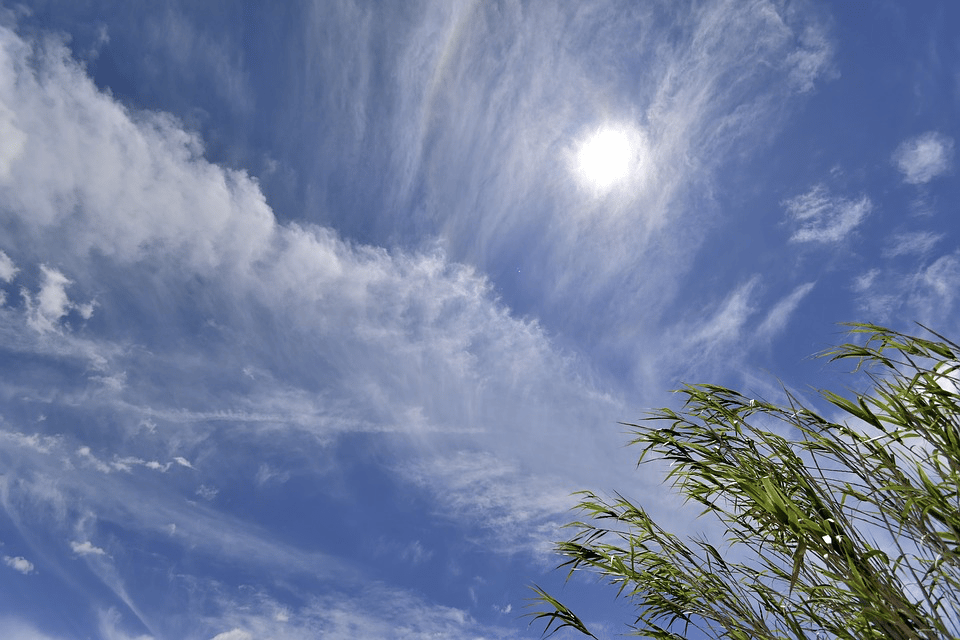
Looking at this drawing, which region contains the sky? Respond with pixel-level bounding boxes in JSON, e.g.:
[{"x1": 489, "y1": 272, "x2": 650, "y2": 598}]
[{"x1": 0, "y1": 1, "x2": 958, "y2": 638}]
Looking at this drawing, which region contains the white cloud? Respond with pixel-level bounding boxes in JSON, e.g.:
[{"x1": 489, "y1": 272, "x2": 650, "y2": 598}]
[
  {"x1": 173, "y1": 456, "x2": 194, "y2": 469},
  {"x1": 786, "y1": 25, "x2": 836, "y2": 93},
  {"x1": 918, "y1": 253, "x2": 960, "y2": 312},
  {"x1": 195, "y1": 582, "x2": 516, "y2": 640},
  {"x1": 77, "y1": 446, "x2": 113, "y2": 473},
  {"x1": 399, "y1": 450, "x2": 580, "y2": 555},
  {"x1": 97, "y1": 608, "x2": 154, "y2": 640},
  {"x1": 893, "y1": 131, "x2": 954, "y2": 184},
  {"x1": 210, "y1": 630, "x2": 251, "y2": 640},
  {"x1": 0, "y1": 618, "x2": 63, "y2": 640},
  {"x1": 689, "y1": 277, "x2": 761, "y2": 348},
  {"x1": 399, "y1": 540, "x2": 432, "y2": 565},
  {"x1": 3, "y1": 555, "x2": 34, "y2": 574},
  {"x1": 0, "y1": 429, "x2": 60, "y2": 454},
  {"x1": 350, "y1": 0, "x2": 834, "y2": 358},
  {"x1": 756, "y1": 282, "x2": 816, "y2": 341},
  {"x1": 254, "y1": 464, "x2": 289, "y2": 487},
  {"x1": 783, "y1": 184, "x2": 871, "y2": 243},
  {"x1": 0, "y1": 249, "x2": 16, "y2": 282},
  {"x1": 0, "y1": 24, "x2": 275, "y2": 270},
  {"x1": 17, "y1": 263, "x2": 97, "y2": 333},
  {"x1": 656, "y1": 277, "x2": 818, "y2": 378},
  {"x1": 195, "y1": 485, "x2": 218, "y2": 501},
  {"x1": 146, "y1": 9, "x2": 253, "y2": 118},
  {"x1": 852, "y1": 253, "x2": 960, "y2": 330},
  {"x1": 853, "y1": 268, "x2": 880, "y2": 294},
  {"x1": 23, "y1": 265, "x2": 71, "y2": 333},
  {"x1": 0, "y1": 98, "x2": 26, "y2": 180},
  {"x1": 71, "y1": 540, "x2": 107, "y2": 556},
  {"x1": 883, "y1": 231, "x2": 943, "y2": 257}
]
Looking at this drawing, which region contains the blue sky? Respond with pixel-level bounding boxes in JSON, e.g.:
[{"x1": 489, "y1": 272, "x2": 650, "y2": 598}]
[{"x1": 0, "y1": 1, "x2": 958, "y2": 638}]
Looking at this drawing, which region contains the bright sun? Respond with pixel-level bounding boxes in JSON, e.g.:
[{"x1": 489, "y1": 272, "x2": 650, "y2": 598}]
[{"x1": 577, "y1": 128, "x2": 632, "y2": 190}]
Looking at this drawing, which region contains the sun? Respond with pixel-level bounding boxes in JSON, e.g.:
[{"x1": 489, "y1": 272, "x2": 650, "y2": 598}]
[{"x1": 576, "y1": 127, "x2": 632, "y2": 190}]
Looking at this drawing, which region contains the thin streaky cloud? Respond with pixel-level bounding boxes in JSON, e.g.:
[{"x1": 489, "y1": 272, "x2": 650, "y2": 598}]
[
  {"x1": 756, "y1": 282, "x2": 816, "y2": 341},
  {"x1": 689, "y1": 277, "x2": 761, "y2": 348},
  {"x1": 783, "y1": 184, "x2": 871, "y2": 243},
  {"x1": 0, "y1": 618, "x2": 64, "y2": 640},
  {"x1": 374, "y1": 0, "x2": 834, "y2": 344},
  {"x1": 883, "y1": 231, "x2": 943, "y2": 258}
]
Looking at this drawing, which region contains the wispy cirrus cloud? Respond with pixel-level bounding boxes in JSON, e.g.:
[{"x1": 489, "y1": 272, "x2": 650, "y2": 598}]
[
  {"x1": 295, "y1": 0, "x2": 835, "y2": 367},
  {"x1": 182, "y1": 581, "x2": 520, "y2": 640},
  {"x1": 0, "y1": 618, "x2": 63, "y2": 640},
  {"x1": 783, "y1": 184, "x2": 871, "y2": 243},
  {"x1": 883, "y1": 230, "x2": 943, "y2": 258},
  {"x1": 893, "y1": 131, "x2": 954, "y2": 185},
  {"x1": 852, "y1": 251, "x2": 960, "y2": 333},
  {"x1": 756, "y1": 282, "x2": 817, "y2": 341}
]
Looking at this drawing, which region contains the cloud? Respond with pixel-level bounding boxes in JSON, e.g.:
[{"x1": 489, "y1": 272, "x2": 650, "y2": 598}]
[
  {"x1": 917, "y1": 252, "x2": 960, "y2": 314},
  {"x1": 783, "y1": 184, "x2": 871, "y2": 243},
  {"x1": 97, "y1": 608, "x2": 154, "y2": 640},
  {"x1": 756, "y1": 282, "x2": 816, "y2": 341},
  {"x1": 0, "y1": 24, "x2": 275, "y2": 271},
  {"x1": 883, "y1": 231, "x2": 943, "y2": 258},
  {"x1": 852, "y1": 252, "x2": 960, "y2": 332},
  {"x1": 77, "y1": 445, "x2": 113, "y2": 473},
  {"x1": 398, "y1": 450, "x2": 582, "y2": 555},
  {"x1": 254, "y1": 464, "x2": 289, "y2": 487},
  {"x1": 0, "y1": 249, "x2": 16, "y2": 282},
  {"x1": 193, "y1": 582, "x2": 518, "y2": 640},
  {"x1": 687, "y1": 277, "x2": 761, "y2": 350},
  {"x1": 893, "y1": 131, "x2": 954, "y2": 184},
  {"x1": 659, "y1": 275, "x2": 806, "y2": 378},
  {"x1": 298, "y1": 0, "x2": 835, "y2": 364},
  {"x1": 3, "y1": 554, "x2": 34, "y2": 574},
  {"x1": 0, "y1": 95, "x2": 26, "y2": 180},
  {"x1": 145, "y1": 7, "x2": 253, "y2": 119},
  {"x1": 22, "y1": 265, "x2": 70, "y2": 333},
  {"x1": 0, "y1": 618, "x2": 63, "y2": 640},
  {"x1": 786, "y1": 24, "x2": 837, "y2": 93},
  {"x1": 400, "y1": 540, "x2": 432, "y2": 565},
  {"x1": 210, "y1": 630, "x2": 251, "y2": 640},
  {"x1": 195, "y1": 485, "x2": 218, "y2": 501},
  {"x1": 0, "y1": 429, "x2": 61, "y2": 454},
  {"x1": 70, "y1": 540, "x2": 107, "y2": 556}
]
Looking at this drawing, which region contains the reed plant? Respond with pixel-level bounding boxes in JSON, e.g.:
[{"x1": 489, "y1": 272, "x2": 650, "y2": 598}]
[{"x1": 531, "y1": 323, "x2": 960, "y2": 640}]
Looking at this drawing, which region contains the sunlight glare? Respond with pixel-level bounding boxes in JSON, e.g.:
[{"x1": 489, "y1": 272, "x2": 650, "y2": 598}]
[{"x1": 577, "y1": 128, "x2": 632, "y2": 190}]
